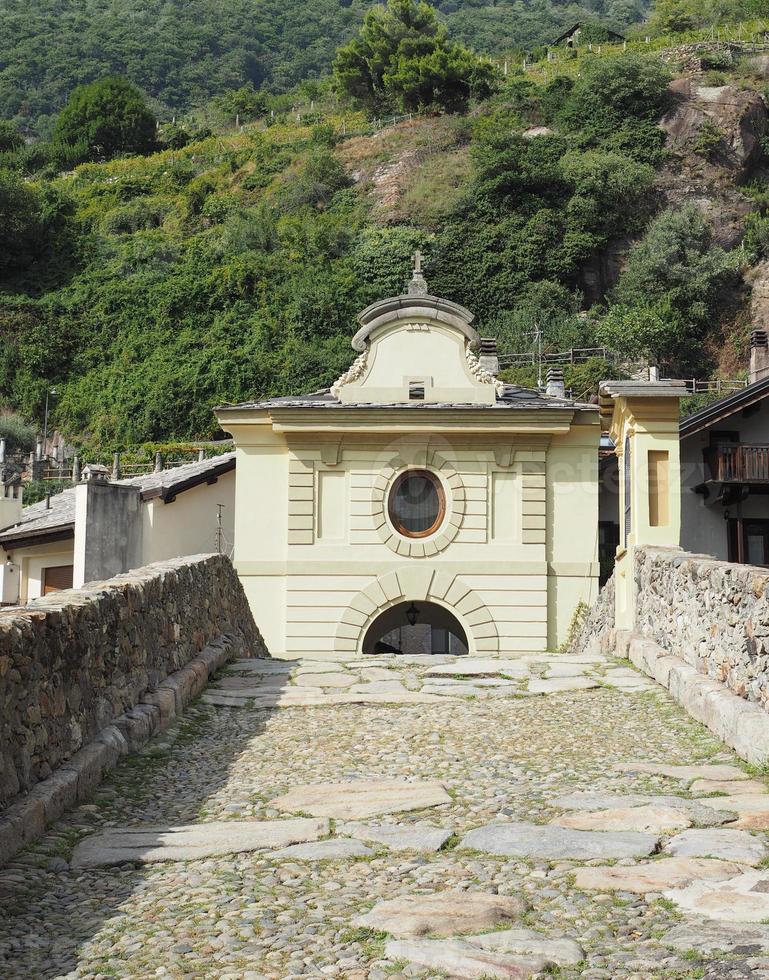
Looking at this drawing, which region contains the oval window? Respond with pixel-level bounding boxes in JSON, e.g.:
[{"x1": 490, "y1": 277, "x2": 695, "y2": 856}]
[{"x1": 388, "y1": 470, "x2": 445, "y2": 538}]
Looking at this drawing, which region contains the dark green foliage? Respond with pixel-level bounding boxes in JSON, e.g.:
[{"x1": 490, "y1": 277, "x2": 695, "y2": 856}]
[
  {"x1": 558, "y1": 53, "x2": 671, "y2": 163},
  {"x1": 0, "y1": 121, "x2": 23, "y2": 153},
  {"x1": 649, "y1": 0, "x2": 764, "y2": 33},
  {"x1": 22, "y1": 480, "x2": 71, "y2": 506},
  {"x1": 53, "y1": 78, "x2": 157, "y2": 163},
  {"x1": 0, "y1": 174, "x2": 78, "y2": 287},
  {"x1": 334, "y1": 0, "x2": 497, "y2": 113},
  {"x1": 596, "y1": 204, "x2": 738, "y2": 369}
]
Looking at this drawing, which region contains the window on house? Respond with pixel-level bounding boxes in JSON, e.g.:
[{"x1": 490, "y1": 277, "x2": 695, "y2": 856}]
[
  {"x1": 409, "y1": 382, "x2": 425, "y2": 400},
  {"x1": 728, "y1": 519, "x2": 769, "y2": 566},
  {"x1": 647, "y1": 450, "x2": 670, "y2": 527}
]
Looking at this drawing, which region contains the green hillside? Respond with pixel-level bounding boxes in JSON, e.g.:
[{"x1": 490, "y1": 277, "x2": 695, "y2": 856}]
[
  {"x1": 1, "y1": 0, "x2": 768, "y2": 453},
  {"x1": 1, "y1": 0, "x2": 648, "y2": 134}
]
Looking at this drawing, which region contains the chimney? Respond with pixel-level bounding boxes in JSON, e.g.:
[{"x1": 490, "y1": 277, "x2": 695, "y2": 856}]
[
  {"x1": 479, "y1": 337, "x2": 499, "y2": 376},
  {"x1": 546, "y1": 367, "x2": 566, "y2": 399},
  {"x1": 649, "y1": 365, "x2": 660, "y2": 382},
  {"x1": 72, "y1": 455, "x2": 81, "y2": 484},
  {"x1": 81, "y1": 463, "x2": 110, "y2": 484},
  {"x1": 0, "y1": 481, "x2": 23, "y2": 531},
  {"x1": 112, "y1": 452, "x2": 121, "y2": 480},
  {"x1": 750, "y1": 330, "x2": 769, "y2": 385},
  {"x1": 154, "y1": 451, "x2": 164, "y2": 473}
]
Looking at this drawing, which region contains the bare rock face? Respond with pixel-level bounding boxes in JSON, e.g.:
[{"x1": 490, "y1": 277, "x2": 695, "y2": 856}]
[
  {"x1": 655, "y1": 78, "x2": 766, "y2": 248},
  {"x1": 661, "y1": 79, "x2": 768, "y2": 179}
]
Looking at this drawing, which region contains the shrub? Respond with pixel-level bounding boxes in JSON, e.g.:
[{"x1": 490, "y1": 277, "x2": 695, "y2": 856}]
[{"x1": 0, "y1": 413, "x2": 36, "y2": 453}]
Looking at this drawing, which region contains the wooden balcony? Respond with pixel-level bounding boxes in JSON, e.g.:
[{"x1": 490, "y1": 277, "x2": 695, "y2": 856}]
[{"x1": 707, "y1": 444, "x2": 769, "y2": 483}]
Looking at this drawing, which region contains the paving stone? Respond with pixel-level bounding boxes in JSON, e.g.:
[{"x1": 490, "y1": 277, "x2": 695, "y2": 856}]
[
  {"x1": 661, "y1": 921, "x2": 769, "y2": 953},
  {"x1": 268, "y1": 779, "x2": 451, "y2": 819},
  {"x1": 696, "y1": 795, "x2": 769, "y2": 829},
  {"x1": 384, "y1": 938, "x2": 547, "y2": 978},
  {"x1": 573, "y1": 857, "x2": 746, "y2": 893},
  {"x1": 359, "y1": 667, "x2": 402, "y2": 681},
  {"x1": 528, "y1": 677, "x2": 600, "y2": 694},
  {"x1": 459, "y1": 821, "x2": 659, "y2": 860},
  {"x1": 269, "y1": 839, "x2": 373, "y2": 860},
  {"x1": 354, "y1": 891, "x2": 527, "y2": 937},
  {"x1": 218, "y1": 676, "x2": 289, "y2": 690},
  {"x1": 544, "y1": 663, "x2": 588, "y2": 678},
  {"x1": 421, "y1": 683, "x2": 517, "y2": 698},
  {"x1": 424, "y1": 677, "x2": 520, "y2": 688},
  {"x1": 469, "y1": 929, "x2": 584, "y2": 966},
  {"x1": 551, "y1": 805, "x2": 692, "y2": 834},
  {"x1": 423, "y1": 659, "x2": 530, "y2": 678},
  {"x1": 294, "y1": 672, "x2": 357, "y2": 688},
  {"x1": 550, "y1": 791, "x2": 656, "y2": 811},
  {"x1": 227, "y1": 659, "x2": 294, "y2": 673},
  {"x1": 294, "y1": 662, "x2": 354, "y2": 674},
  {"x1": 665, "y1": 829, "x2": 769, "y2": 866},
  {"x1": 342, "y1": 821, "x2": 452, "y2": 853},
  {"x1": 70, "y1": 817, "x2": 329, "y2": 867},
  {"x1": 615, "y1": 762, "x2": 749, "y2": 782},
  {"x1": 349, "y1": 681, "x2": 407, "y2": 695},
  {"x1": 690, "y1": 778, "x2": 769, "y2": 796},
  {"x1": 664, "y1": 870, "x2": 769, "y2": 922}
]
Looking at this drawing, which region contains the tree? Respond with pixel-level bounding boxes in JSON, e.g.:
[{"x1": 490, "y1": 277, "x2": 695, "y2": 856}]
[
  {"x1": 333, "y1": 0, "x2": 496, "y2": 114},
  {"x1": 0, "y1": 120, "x2": 24, "y2": 153},
  {"x1": 53, "y1": 77, "x2": 157, "y2": 162},
  {"x1": 597, "y1": 204, "x2": 738, "y2": 369}
]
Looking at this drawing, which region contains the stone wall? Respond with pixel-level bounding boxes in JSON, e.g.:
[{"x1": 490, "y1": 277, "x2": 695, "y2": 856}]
[
  {"x1": 568, "y1": 572, "x2": 615, "y2": 656},
  {"x1": 0, "y1": 554, "x2": 265, "y2": 809},
  {"x1": 634, "y1": 546, "x2": 769, "y2": 706}
]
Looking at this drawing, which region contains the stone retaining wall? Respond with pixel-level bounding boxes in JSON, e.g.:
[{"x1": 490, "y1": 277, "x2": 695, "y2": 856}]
[
  {"x1": 568, "y1": 572, "x2": 615, "y2": 656},
  {"x1": 0, "y1": 553, "x2": 265, "y2": 809},
  {"x1": 634, "y1": 546, "x2": 769, "y2": 707}
]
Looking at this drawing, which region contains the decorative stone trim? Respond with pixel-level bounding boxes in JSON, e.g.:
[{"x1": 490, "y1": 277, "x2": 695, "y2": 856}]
[
  {"x1": 371, "y1": 452, "x2": 465, "y2": 557},
  {"x1": 330, "y1": 349, "x2": 368, "y2": 399},
  {"x1": 466, "y1": 348, "x2": 505, "y2": 396},
  {"x1": 335, "y1": 567, "x2": 499, "y2": 656}
]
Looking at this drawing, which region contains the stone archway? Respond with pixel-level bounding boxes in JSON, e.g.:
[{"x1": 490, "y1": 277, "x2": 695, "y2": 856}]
[{"x1": 335, "y1": 567, "x2": 498, "y2": 657}]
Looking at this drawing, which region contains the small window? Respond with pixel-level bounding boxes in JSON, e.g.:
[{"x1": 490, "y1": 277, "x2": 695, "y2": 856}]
[
  {"x1": 388, "y1": 470, "x2": 445, "y2": 538},
  {"x1": 409, "y1": 382, "x2": 425, "y2": 400}
]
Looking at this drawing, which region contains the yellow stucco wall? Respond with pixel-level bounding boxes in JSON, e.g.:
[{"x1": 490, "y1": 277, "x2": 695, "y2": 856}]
[{"x1": 228, "y1": 423, "x2": 599, "y2": 658}]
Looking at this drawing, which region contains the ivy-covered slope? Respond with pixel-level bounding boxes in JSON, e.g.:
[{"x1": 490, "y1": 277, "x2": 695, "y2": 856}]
[{"x1": 1, "y1": 49, "x2": 767, "y2": 450}]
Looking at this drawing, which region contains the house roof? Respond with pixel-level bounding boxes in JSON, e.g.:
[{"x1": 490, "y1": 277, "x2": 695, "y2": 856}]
[
  {"x1": 598, "y1": 380, "x2": 689, "y2": 426},
  {"x1": 219, "y1": 385, "x2": 597, "y2": 413},
  {"x1": 551, "y1": 22, "x2": 625, "y2": 44},
  {"x1": 679, "y1": 376, "x2": 769, "y2": 439},
  {"x1": 0, "y1": 452, "x2": 235, "y2": 549}
]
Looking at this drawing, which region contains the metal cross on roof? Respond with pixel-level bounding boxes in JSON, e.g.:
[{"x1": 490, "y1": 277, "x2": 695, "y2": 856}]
[{"x1": 412, "y1": 249, "x2": 423, "y2": 274}]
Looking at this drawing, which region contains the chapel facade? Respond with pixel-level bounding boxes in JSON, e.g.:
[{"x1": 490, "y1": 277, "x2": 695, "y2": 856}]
[{"x1": 216, "y1": 261, "x2": 600, "y2": 659}]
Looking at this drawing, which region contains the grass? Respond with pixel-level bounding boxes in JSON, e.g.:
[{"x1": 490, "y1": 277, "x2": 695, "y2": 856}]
[{"x1": 339, "y1": 926, "x2": 389, "y2": 961}]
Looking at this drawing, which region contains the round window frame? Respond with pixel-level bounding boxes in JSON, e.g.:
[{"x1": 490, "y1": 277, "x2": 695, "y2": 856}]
[{"x1": 387, "y1": 469, "x2": 446, "y2": 540}]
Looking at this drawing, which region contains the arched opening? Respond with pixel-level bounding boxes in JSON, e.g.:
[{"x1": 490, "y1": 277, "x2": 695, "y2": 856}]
[{"x1": 362, "y1": 600, "x2": 469, "y2": 657}]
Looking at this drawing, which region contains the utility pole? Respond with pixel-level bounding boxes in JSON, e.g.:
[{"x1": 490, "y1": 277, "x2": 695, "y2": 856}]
[{"x1": 216, "y1": 504, "x2": 225, "y2": 554}]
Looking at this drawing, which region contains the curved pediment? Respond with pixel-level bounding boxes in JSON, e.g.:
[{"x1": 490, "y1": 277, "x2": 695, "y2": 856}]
[{"x1": 334, "y1": 261, "x2": 498, "y2": 406}]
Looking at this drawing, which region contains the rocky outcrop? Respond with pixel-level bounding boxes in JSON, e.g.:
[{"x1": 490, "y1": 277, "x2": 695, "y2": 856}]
[
  {"x1": 0, "y1": 553, "x2": 265, "y2": 808},
  {"x1": 656, "y1": 79, "x2": 767, "y2": 248},
  {"x1": 661, "y1": 79, "x2": 768, "y2": 179}
]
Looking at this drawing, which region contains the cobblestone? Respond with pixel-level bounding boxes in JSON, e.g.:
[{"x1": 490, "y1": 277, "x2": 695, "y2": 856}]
[{"x1": 0, "y1": 652, "x2": 766, "y2": 978}]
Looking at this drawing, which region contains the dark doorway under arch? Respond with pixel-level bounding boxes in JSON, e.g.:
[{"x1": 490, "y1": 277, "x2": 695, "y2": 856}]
[{"x1": 362, "y1": 600, "x2": 469, "y2": 657}]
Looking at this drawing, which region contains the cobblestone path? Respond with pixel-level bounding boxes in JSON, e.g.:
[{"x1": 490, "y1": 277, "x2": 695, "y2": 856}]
[{"x1": 2, "y1": 650, "x2": 769, "y2": 979}]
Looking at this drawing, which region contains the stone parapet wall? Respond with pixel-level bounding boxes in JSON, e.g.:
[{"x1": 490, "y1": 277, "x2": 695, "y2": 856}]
[
  {"x1": 0, "y1": 554, "x2": 265, "y2": 809},
  {"x1": 568, "y1": 572, "x2": 615, "y2": 656},
  {"x1": 634, "y1": 546, "x2": 769, "y2": 707}
]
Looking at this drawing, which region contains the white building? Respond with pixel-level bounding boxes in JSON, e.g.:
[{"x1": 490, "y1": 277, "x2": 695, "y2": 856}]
[{"x1": 0, "y1": 453, "x2": 235, "y2": 604}]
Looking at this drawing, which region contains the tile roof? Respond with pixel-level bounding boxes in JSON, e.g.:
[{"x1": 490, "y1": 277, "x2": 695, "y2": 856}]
[{"x1": 0, "y1": 452, "x2": 235, "y2": 546}]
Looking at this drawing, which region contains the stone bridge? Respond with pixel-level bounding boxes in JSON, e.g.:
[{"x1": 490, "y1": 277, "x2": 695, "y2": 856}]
[{"x1": 4, "y1": 607, "x2": 769, "y2": 977}]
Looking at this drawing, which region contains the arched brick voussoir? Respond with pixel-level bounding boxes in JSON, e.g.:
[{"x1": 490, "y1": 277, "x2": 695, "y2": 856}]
[{"x1": 336, "y1": 572, "x2": 498, "y2": 656}]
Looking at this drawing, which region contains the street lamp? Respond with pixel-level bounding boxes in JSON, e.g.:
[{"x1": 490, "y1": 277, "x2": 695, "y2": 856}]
[{"x1": 42, "y1": 387, "x2": 57, "y2": 454}]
